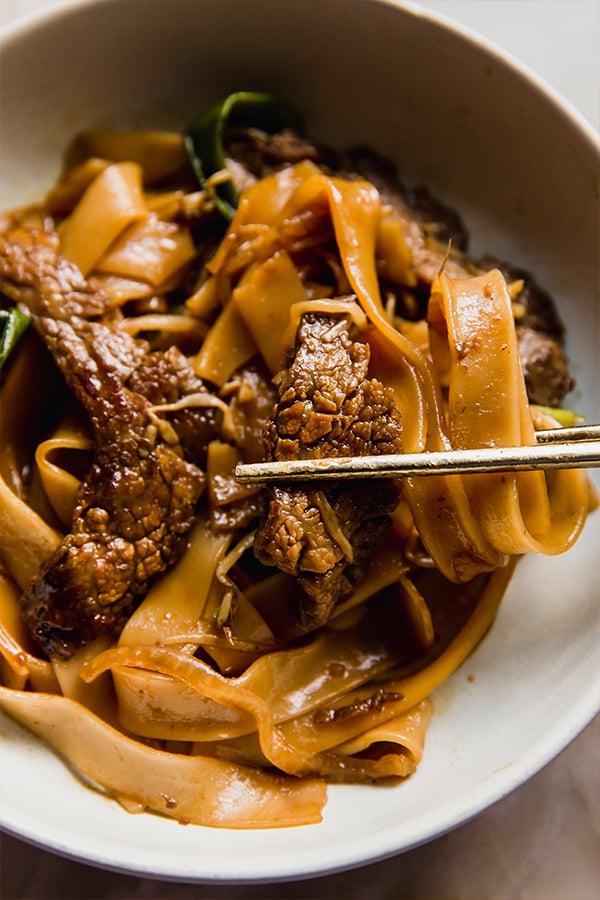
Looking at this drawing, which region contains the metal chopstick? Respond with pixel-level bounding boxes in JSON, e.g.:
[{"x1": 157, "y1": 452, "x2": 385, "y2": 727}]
[{"x1": 235, "y1": 424, "x2": 600, "y2": 484}]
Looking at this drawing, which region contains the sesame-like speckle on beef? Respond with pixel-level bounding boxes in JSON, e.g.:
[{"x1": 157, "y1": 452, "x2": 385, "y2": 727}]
[{"x1": 253, "y1": 304, "x2": 403, "y2": 630}]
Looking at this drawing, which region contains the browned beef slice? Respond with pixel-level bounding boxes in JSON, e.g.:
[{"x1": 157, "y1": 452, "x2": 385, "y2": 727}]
[
  {"x1": 225, "y1": 128, "x2": 339, "y2": 179},
  {"x1": 253, "y1": 308, "x2": 403, "y2": 630},
  {"x1": 21, "y1": 317, "x2": 206, "y2": 658},
  {"x1": 126, "y1": 345, "x2": 222, "y2": 469},
  {"x1": 516, "y1": 325, "x2": 574, "y2": 408},
  {"x1": 0, "y1": 227, "x2": 111, "y2": 319},
  {"x1": 0, "y1": 227, "x2": 214, "y2": 657}
]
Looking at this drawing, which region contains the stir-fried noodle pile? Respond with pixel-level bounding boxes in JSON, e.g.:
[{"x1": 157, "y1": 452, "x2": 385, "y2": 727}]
[{"x1": 0, "y1": 95, "x2": 594, "y2": 827}]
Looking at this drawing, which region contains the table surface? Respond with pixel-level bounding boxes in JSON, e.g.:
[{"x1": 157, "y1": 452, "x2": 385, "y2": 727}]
[{"x1": 0, "y1": 1, "x2": 599, "y2": 898}]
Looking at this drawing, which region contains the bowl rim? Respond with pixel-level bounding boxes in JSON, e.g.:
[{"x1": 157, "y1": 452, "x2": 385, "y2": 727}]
[{"x1": 1, "y1": 0, "x2": 598, "y2": 151}]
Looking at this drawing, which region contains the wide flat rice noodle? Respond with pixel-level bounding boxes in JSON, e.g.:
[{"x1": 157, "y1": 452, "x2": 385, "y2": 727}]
[{"x1": 0, "y1": 686, "x2": 326, "y2": 828}]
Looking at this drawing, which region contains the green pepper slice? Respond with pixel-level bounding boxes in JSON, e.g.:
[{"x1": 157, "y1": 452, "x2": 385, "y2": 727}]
[
  {"x1": 0, "y1": 307, "x2": 29, "y2": 371},
  {"x1": 184, "y1": 92, "x2": 304, "y2": 222}
]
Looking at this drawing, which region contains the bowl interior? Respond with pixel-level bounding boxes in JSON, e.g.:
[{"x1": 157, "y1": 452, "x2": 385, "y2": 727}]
[{"x1": 0, "y1": 0, "x2": 598, "y2": 882}]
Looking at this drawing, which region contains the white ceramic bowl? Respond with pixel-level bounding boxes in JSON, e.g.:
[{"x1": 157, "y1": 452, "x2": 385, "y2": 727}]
[{"x1": 1, "y1": 0, "x2": 598, "y2": 883}]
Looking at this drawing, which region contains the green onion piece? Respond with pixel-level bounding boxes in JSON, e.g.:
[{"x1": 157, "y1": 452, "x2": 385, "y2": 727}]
[
  {"x1": 184, "y1": 92, "x2": 304, "y2": 223},
  {"x1": 0, "y1": 308, "x2": 29, "y2": 371},
  {"x1": 532, "y1": 404, "x2": 583, "y2": 428}
]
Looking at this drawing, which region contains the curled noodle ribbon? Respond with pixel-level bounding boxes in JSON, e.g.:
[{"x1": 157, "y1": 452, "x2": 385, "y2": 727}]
[{"x1": 428, "y1": 269, "x2": 589, "y2": 557}]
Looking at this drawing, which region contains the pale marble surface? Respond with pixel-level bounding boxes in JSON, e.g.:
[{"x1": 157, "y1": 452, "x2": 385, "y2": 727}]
[{"x1": 0, "y1": 1, "x2": 598, "y2": 897}]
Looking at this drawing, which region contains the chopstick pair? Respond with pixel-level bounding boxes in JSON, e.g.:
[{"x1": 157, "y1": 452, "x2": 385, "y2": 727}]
[{"x1": 235, "y1": 423, "x2": 600, "y2": 484}]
